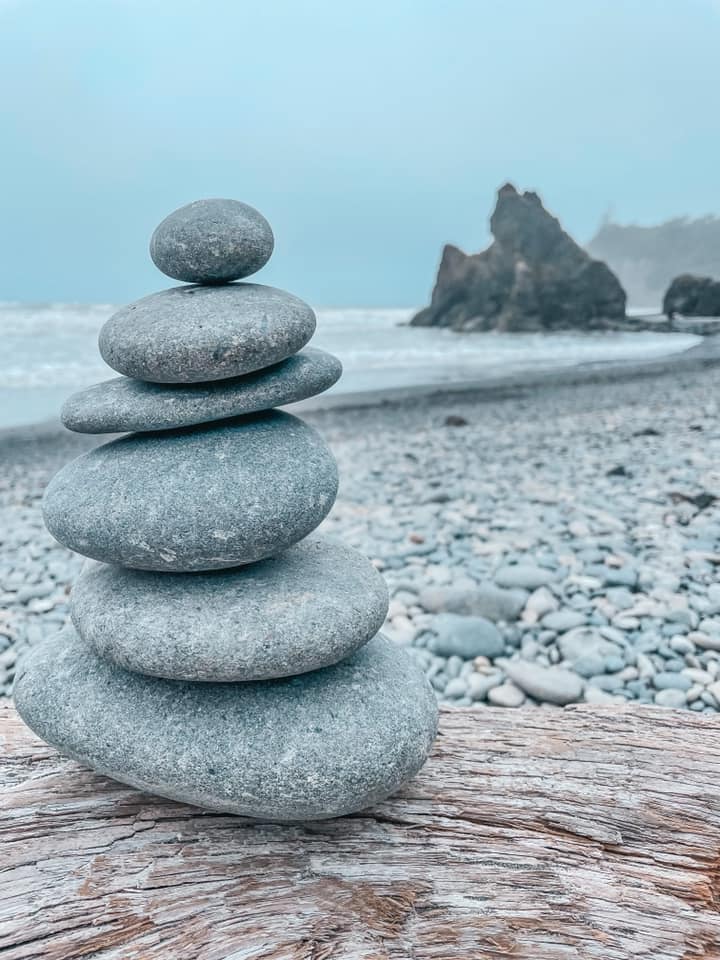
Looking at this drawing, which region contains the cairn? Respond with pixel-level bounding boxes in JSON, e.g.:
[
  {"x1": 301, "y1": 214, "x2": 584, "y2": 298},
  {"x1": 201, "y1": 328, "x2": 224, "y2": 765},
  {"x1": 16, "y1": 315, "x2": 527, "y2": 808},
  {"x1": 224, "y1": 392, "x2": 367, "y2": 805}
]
[{"x1": 14, "y1": 198, "x2": 438, "y2": 820}]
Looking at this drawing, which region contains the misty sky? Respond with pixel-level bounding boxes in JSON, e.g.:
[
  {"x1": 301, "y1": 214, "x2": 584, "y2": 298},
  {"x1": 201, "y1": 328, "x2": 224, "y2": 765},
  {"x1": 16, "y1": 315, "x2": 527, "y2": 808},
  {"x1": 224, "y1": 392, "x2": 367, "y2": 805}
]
[{"x1": 1, "y1": 0, "x2": 718, "y2": 306}]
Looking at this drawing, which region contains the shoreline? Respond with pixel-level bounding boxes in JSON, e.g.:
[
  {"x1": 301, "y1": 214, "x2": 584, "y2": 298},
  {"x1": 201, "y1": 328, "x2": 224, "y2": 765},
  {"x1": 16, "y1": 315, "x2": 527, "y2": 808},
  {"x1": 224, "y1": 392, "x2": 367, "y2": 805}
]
[{"x1": 2, "y1": 334, "x2": 719, "y2": 445}]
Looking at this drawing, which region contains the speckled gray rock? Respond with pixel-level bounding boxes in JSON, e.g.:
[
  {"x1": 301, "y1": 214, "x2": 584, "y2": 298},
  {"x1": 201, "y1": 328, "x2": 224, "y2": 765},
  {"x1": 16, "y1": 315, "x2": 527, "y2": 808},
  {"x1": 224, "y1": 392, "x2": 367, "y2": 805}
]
[
  {"x1": 61, "y1": 348, "x2": 342, "y2": 434},
  {"x1": 99, "y1": 283, "x2": 316, "y2": 383},
  {"x1": 150, "y1": 198, "x2": 274, "y2": 284},
  {"x1": 14, "y1": 628, "x2": 439, "y2": 821},
  {"x1": 43, "y1": 411, "x2": 338, "y2": 571},
  {"x1": 70, "y1": 538, "x2": 389, "y2": 681}
]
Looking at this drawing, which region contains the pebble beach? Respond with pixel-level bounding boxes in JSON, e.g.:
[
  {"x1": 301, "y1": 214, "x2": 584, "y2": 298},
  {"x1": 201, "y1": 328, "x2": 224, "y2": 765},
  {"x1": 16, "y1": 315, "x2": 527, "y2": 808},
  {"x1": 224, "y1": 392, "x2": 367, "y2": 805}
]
[{"x1": 3, "y1": 347, "x2": 720, "y2": 710}]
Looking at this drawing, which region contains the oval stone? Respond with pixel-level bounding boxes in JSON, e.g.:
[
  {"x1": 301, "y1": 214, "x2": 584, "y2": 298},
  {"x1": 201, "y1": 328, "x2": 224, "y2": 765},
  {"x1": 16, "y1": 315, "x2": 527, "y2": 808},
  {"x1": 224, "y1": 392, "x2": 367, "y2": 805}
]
[
  {"x1": 99, "y1": 283, "x2": 316, "y2": 383},
  {"x1": 71, "y1": 538, "x2": 389, "y2": 681},
  {"x1": 43, "y1": 411, "x2": 338, "y2": 571},
  {"x1": 14, "y1": 629, "x2": 439, "y2": 821},
  {"x1": 61, "y1": 348, "x2": 342, "y2": 434},
  {"x1": 150, "y1": 198, "x2": 274, "y2": 284}
]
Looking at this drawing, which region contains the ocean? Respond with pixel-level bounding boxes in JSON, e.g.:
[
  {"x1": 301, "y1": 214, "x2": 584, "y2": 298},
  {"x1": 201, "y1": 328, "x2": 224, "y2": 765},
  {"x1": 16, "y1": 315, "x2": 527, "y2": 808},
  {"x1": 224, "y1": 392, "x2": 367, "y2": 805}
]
[{"x1": 0, "y1": 302, "x2": 702, "y2": 430}]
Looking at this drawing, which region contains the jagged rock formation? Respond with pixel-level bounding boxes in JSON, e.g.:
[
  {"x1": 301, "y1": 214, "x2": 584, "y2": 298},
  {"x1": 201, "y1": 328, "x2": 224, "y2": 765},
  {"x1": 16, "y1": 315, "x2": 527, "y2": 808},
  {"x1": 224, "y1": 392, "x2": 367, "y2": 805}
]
[
  {"x1": 589, "y1": 215, "x2": 720, "y2": 307},
  {"x1": 412, "y1": 184, "x2": 626, "y2": 332},
  {"x1": 663, "y1": 273, "x2": 720, "y2": 319}
]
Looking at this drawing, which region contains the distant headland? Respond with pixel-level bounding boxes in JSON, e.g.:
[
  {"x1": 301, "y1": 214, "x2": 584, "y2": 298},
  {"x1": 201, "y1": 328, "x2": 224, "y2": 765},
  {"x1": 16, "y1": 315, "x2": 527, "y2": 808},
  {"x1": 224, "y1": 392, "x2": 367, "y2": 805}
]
[{"x1": 413, "y1": 184, "x2": 720, "y2": 332}]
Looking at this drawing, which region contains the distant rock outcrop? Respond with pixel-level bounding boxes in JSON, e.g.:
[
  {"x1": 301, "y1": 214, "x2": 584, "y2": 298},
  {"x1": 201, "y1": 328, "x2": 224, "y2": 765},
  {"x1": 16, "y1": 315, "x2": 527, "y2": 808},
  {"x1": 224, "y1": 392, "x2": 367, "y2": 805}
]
[
  {"x1": 588, "y1": 215, "x2": 720, "y2": 307},
  {"x1": 663, "y1": 274, "x2": 720, "y2": 319},
  {"x1": 412, "y1": 184, "x2": 626, "y2": 332}
]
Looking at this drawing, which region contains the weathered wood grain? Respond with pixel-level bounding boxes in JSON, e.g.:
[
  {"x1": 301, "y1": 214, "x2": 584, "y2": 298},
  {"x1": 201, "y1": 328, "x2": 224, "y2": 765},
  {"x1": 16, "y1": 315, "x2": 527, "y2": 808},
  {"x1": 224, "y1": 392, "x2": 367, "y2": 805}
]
[{"x1": 2, "y1": 700, "x2": 720, "y2": 959}]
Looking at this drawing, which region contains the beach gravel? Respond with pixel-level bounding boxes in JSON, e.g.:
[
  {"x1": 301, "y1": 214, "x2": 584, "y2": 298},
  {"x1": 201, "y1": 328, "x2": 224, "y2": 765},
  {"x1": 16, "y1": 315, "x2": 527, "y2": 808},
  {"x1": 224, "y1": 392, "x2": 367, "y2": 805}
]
[{"x1": 5, "y1": 357, "x2": 720, "y2": 711}]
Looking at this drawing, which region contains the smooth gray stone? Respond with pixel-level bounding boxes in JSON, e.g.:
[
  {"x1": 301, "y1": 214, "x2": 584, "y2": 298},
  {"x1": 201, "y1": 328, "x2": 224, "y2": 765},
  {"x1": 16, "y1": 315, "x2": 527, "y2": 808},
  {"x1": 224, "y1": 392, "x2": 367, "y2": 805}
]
[
  {"x1": 14, "y1": 629, "x2": 439, "y2": 821},
  {"x1": 430, "y1": 613, "x2": 504, "y2": 659},
  {"x1": 494, "y1": 564, "x2": 556, "y2": 590},
  {"x1": 71, "y1": 538, "x2": 389, "y2": 681},
  {"x1": 61, "y1": 348, "x2": 342, "y2": 434},
  {"x1": 502, "y1": 659, "x2": 584, "y2": 705},
  {"x1": 99, "y1": 283, "x2": 316, "y2": 383},
  {"x1": 418, "y1": 583, "x2": 526, "y2": 622},
  {"x1": 43, "y1": 411, "x2": 338, "y2": 572},
  {"x1": 150, "y1": 198, "x2": 274, "y2": 284}
]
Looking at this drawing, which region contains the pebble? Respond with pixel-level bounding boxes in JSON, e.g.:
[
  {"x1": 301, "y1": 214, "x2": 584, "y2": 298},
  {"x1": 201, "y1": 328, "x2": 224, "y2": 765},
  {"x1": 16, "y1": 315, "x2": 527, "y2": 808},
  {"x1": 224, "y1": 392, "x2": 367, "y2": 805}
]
[
  {"x1": 99, "y1": 283, "x2": 316, "y2": 383},
  {"x1": 653, "y1": 672, "x2": 693, "y2": 691},
  {"x1": 584, "y1": 687, "x2": 624, "y2": 705},
  {"x1": 488, "y1": 681, "x2": 525, "y2": 708},
  {"x1": 466, "y1": 671, "x2": 503, "y2": 701},
  {"x1": 14, "y1": 629, "x2": 438, "y2": 821},
  {"x1": 150, "y1": 198, "x2": 274, "y2": 284},
  {"x1": 501, "y1": 660, "x2": 584, "y2": 705},
  {"x1": 43, "y1": 411, "x2": 338, "y2": 572},
  {"x1": 573, "y1": 654, "x2": 606, "y2": 678},
  {"x1": 430, "y1": 613, "x2": 504, "y2": 659},
  {"x1": 691, "y1": 632, "x2": 720, "y2": 652},
  {"x1": 444, "y1": 677, "x2": 467, "y2": 698},
  {"x1": 541, "y1": 609, "x2": 586, "y2": 632},
  {"x1": 669, "y1": 636, "x2": 696, "y2": 655},
  {"x1": 495, "y1": 564, "x2": 555, "y2": 590},
  {"x1": 654, "y1": 689, "x2": 688, "y2": 708},
  {"x1": 418, "y1": 582, "x2": 526, "y2": 622}
]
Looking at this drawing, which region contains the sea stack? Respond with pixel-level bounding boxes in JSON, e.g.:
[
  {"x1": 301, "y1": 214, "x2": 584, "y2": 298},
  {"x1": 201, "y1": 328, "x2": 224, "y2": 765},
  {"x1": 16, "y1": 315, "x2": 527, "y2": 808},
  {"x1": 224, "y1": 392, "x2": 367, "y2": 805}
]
[{"x1": 14, "y1": 198, "x2": 438, "y2": 820}]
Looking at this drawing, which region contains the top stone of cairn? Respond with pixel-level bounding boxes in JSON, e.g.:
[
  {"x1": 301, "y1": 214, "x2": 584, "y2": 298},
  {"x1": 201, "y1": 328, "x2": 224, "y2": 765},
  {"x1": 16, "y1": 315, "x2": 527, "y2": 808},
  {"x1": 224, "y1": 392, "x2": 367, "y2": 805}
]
[{"x1": 150, "y1": 198, "x2": 274, "y2": 284}]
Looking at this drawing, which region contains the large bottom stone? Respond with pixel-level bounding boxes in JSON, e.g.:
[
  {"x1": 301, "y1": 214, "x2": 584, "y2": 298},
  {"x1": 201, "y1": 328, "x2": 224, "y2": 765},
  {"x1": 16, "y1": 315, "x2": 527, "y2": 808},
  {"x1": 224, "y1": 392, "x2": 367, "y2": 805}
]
[
  {"x1": 70, "y1": 538, "x2": 389, "y2": 681},
  {"x1": 14, "y1": 629, "x2": 438, "y2": 821}
]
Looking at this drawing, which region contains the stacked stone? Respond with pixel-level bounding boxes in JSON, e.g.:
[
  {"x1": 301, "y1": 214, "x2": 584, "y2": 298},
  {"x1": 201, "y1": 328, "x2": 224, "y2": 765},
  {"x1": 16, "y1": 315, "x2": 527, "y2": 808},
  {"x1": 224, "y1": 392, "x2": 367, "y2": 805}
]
[{"x1": 14, "y1": 199, "x2": 438, "y2": 821}]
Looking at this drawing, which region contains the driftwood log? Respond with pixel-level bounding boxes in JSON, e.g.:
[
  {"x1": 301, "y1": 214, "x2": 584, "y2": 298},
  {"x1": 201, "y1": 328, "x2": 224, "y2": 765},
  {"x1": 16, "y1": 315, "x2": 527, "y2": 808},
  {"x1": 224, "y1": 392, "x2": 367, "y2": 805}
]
[{"x1": 2, "y1": 700, "x2": 720, "y2": 959}]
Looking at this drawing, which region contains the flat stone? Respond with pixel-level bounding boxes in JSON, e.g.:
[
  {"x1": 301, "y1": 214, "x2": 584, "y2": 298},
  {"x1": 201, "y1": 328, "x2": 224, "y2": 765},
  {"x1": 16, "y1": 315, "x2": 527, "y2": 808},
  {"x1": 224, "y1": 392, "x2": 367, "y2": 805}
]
[
  {"x1": 13, "y1": 629, "x2": 438, "y2": 821},
  {"x1": 466, "y1": 672, "x2": 503, "y2": 701},
  {"x1": 150, "y1": 198, "x2": 274, "y2": 284},
  {"x1": 418, "y1": 583, "x2": 526, "y2": 622},
  {"x1": 653, "y1": 672, "x2": 693, "y2": 691},
  {"x1": 43, "y1": 411, "x2": 338, "y2": 572},
  {"x1": 61, "y1": 348, "x2": 342, "y2": 434},
  {"x1": 557, "y1": 627, "x2": 623, "y2": 663},
  {"x1": 541, "y1": 609, "x2": 586, "y2": 632},
  {"x1": 487, "y1": 681, "x2": 525, "y2": 708},
  {"x1": 502, "y1": 660, "x2": 584, "y2": 705},
  {"x1": 71, "y1": 538, "x2": 388, "y2": 681},
  {"x1": 495, "y1": 564, "x2": 556, "y2": 590},
  {"x1": 430, "y1": 613, "x2": 504, "y2": 659},
  {"x1": 99, "y1": 283, "x2": 316, "y2": 383}
]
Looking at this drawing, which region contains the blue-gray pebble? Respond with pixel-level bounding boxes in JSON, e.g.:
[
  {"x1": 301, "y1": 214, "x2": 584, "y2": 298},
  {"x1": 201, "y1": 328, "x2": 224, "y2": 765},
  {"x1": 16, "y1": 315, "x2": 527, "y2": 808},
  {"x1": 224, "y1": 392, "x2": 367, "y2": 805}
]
[
  {"x1": 61, "y1": 348, "x2": 342, "y2": 434},
  {"x1": 70, "y1": 538, "x2": 389, "y2": 681},
  {"x1": 43, "y1": 410, "x2": 338, "y2": 571},
  {"x1": 99, "y1": 283, "x2": 316, "y2": 384},
  {"x1": 14, "y1": 628, "x2": 439, "y2": 821},
  {"x1": 150, "y1": 198, "x2": 274, "y2": 284}
]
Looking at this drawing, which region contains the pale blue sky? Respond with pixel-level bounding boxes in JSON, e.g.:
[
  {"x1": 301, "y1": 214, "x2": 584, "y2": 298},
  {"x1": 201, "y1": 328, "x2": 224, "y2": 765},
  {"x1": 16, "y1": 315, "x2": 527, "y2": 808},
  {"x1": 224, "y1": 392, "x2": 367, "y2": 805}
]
[{"x1": 0, "y1": 0, "x2": 718, "y2": 305}]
